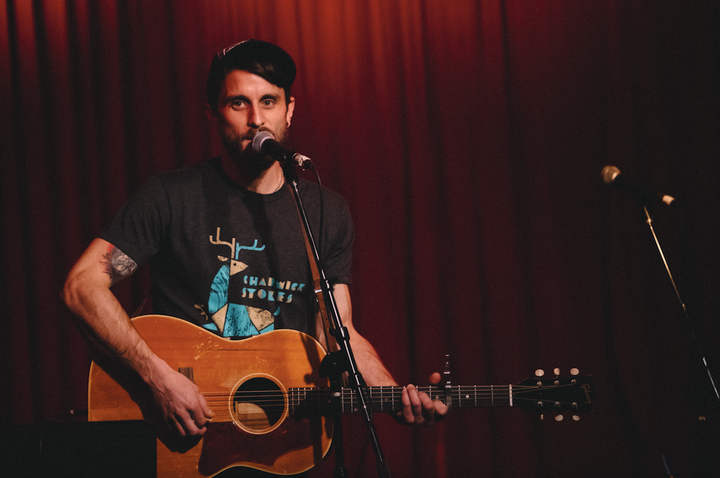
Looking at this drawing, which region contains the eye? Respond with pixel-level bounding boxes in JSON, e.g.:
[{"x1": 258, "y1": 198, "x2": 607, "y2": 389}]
[
  {"x1": 261, "y1": 99, "x2": 276, "y2": 108},
  {"x1": 231, "y1": 100, "x2": 248, "y2": 110}
]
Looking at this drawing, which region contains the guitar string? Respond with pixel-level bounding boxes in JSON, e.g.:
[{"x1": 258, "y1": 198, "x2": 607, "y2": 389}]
[
  {"x1": 197, "y1": 385, "x2": 578, "y2": 399},
  {"x1": 201, "y1": 397, "x2": 583, "y2": 421},
  {"x1": 199, "y1": 388, "x2": 584, "y2": 421},
  {"x1": 197, "y1": 384, "x2": 576, "y2": 396},
  {"x1": 198, "y1": 384, "x2": 578, "y2": 397},
  {"x1": 196, "y1": 384, "x2": 582, "y2": 408}
]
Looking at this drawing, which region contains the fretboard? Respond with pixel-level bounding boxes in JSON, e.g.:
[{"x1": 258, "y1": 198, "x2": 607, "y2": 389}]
[{"x1": 288, "y1": 385, "x2": 514, "y2": 416}]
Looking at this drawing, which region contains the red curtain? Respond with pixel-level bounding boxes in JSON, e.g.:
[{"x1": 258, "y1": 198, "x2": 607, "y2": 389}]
[{"x1": 2, "y1": 1, "x2": 719, "y2": 476}]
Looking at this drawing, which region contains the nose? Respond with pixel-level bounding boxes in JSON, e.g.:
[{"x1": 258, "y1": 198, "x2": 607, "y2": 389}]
[{"x1": 247, "y1": 104, "x2": 265, "y2": 128}]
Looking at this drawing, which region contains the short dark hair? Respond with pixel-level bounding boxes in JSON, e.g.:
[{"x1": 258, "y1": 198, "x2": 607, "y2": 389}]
[{"x1": 206, "y1": 39, "x2": 296, "y2": 111}]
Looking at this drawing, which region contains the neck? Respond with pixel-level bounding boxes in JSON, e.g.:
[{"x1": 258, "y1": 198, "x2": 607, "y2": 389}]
[{"x1": 220, "y1": 152, "x2": 284, "y2": 194}]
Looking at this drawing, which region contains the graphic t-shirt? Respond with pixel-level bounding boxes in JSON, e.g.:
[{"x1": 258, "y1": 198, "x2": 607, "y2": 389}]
[{"x1": 101, "y1": 158, "x2": 353, "y2": 337}]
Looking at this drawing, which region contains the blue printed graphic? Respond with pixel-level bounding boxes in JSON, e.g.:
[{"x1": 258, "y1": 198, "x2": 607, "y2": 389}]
[{"x1": 204, "y1": 228, "x2": 295, "y2": 337}]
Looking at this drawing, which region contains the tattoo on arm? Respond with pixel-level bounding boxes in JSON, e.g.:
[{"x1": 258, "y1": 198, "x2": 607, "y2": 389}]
[{"x1": 102, "y1": 247, "x2": 138, "y2": 285}]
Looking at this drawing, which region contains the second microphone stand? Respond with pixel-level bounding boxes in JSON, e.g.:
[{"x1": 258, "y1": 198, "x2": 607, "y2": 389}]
[{"x1": 641, "y1": 205, "x2": 720, "y2": 408}]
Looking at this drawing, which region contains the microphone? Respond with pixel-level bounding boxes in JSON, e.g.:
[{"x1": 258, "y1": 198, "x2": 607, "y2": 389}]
[
  {"x1": 252, "y1": 131, "x2": 314, "y2": 169},
  {"x1": 601, "y1": 165, "x2": 676, "y2": 206}
]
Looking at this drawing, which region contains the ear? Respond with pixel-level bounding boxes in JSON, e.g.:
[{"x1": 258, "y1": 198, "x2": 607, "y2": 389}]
[
  {"x1": 286, "y1": 97, "x2": 296, "y2": 127},
  {"x1": 205, "y1": 104, "x2": 218, "y2": 124}
]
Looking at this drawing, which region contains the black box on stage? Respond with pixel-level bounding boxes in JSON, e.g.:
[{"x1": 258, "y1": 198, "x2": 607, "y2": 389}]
[{"x1": 0, "y1": 420, "x2": 156, "y2": 477}]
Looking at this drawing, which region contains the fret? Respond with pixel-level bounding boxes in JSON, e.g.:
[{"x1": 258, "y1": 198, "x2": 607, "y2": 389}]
[{"x1": 288, "y1": 387, "x2": 297, "y2": 415}]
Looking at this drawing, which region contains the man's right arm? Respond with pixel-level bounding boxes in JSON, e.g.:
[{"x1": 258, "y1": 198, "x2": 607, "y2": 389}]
[{"x1": 62, "y1": 237, "x2": 212, "y2": 437}]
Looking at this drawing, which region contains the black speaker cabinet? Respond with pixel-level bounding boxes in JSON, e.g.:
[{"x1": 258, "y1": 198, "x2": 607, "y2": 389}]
[{"x1": 0, "y1": 420, "x2": 156, "y2": 478}]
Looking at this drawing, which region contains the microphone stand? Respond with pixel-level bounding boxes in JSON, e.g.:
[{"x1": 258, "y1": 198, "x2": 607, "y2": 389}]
[
  {"x1": 642, "y1": 206, "x2": 720, "y2": 408},
  {"x1": 282, "y1": 161, "x2": 392, "y2": 478}
]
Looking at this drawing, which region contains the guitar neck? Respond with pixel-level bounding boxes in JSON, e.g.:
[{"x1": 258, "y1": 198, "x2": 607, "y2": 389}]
[
  {"x1": 348, "y1": 385, "x2": 514, "y2": 413},
  {"x1": 289, "y1": 384, "x2": 514, "y2": 416}
]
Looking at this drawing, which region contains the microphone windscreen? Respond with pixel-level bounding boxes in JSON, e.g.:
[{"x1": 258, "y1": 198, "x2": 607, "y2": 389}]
[{"x1": 252, "y1": 131, "x2": 275, "y2": 155}]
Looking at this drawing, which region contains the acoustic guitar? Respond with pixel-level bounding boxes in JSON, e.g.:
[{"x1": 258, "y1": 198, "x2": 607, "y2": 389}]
[{"x1": 88, "y1": 315, "x2": 593, "y2": 477}]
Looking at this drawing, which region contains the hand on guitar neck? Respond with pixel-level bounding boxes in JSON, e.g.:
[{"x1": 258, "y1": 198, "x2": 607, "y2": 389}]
[{"x1": 396, "y1": 372, "x2": 448, "y2": 426}]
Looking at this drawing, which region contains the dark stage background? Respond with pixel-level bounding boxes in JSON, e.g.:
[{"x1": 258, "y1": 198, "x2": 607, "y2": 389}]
[{"x1": 2, "y1": 1, "x2": 720, "y2": 477}]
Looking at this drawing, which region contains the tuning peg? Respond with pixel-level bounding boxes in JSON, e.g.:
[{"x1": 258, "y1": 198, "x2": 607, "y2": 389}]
[
  {"x1": 535, "y1": 369, "x2": 545, "y2": 377},
  {"x1": 553, "y1": 368, "x2": 560, "y2": 376},
  {"x1": 570, "y1": 368, "x2": 579, "y2": 376},
  {"x1": 555, "y1": 415, "x2": 563, "y2": 422},
  {"x1": 572, "y1": 415, "x2": 580, "y2": 421}
]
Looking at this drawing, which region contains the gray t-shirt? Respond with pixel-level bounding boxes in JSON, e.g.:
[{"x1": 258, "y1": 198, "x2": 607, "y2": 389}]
[{"x1": 101, "y1": 157, "x2": 353, "y2": 337}]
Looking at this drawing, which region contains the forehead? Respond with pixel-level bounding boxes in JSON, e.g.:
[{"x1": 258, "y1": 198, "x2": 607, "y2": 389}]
[{"x1": 220, "y1": 70, "x2": 287, "y2": 101}]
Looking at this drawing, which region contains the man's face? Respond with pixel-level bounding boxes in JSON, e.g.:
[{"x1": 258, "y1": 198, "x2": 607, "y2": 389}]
[{"x1": 213, "y1": 70, "x2": 295, "y2": 174}]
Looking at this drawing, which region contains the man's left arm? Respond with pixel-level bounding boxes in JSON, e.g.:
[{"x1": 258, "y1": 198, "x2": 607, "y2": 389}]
[{"x1": 316, "y1": 284, "x2": 448, "y2": 426}]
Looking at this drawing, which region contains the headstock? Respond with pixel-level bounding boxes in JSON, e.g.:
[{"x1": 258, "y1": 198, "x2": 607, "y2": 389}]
[{"x1": 514, "y1": 368, "x2": 594, "y2": 420}]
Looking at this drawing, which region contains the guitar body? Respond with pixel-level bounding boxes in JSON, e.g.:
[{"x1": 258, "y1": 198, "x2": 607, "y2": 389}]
[
  {"x1": 89, "y1": 315, "x2": 595, "y2": 476},
  {"x1": 88, "y1": 315, "x2": 332, "y2": 477}
]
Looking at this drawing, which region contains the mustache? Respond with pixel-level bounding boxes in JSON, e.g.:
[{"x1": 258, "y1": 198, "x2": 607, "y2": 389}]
[
  {"x1": 241, "y1": 130, "x2": 258, "y2": 141},
  {"x1": 242, "y1": 128, "x2": 275, "y2": 142}
]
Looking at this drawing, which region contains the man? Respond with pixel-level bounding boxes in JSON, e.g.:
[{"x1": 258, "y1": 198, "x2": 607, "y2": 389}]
[{"x1": 63, "y1": 39, "x2": 446, "y2": 473}]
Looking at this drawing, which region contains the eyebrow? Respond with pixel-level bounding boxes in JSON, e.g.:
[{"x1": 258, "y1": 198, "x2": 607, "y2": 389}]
[
  {"x1": 260, "y1": 93, "x2": 282, "y2": 102},
  {"x1": 224, "y1": 93, "x2": 282, "y2": 105}
]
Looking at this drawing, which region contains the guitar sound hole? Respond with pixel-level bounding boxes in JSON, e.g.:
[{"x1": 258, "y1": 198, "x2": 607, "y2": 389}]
[{"x1": 232, "y1": 377, "x2": 285, "y2": 432}]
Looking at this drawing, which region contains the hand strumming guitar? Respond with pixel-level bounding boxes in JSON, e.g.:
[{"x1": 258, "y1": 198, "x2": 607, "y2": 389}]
[{"x1": 143, "y1": 355, "x2": 214, "y2": 438}]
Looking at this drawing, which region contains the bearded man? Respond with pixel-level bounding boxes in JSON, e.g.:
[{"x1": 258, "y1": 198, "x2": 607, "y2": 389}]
[{"x1": 63, "y1": 39, "x2": 445, "y2": 477}]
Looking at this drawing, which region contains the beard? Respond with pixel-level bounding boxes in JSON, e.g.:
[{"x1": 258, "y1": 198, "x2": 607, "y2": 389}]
[{"x1": 220, "y1": 124, "x2": 289, "y2": 178}]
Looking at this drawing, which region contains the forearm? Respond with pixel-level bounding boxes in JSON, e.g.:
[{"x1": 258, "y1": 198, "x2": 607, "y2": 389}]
[
  {"x1": 317, "y1": 284, "x2": 397, "y2": 387},
  {"x1": 62, "y1": 238, "x2": 169, "y2": 382},
  {"x1": 64, "y1": 240, "x2": 212, "y2": 436},
  {"x1": 63, "y1": 281, "x2": 166, "y2": 379},
  {"x1": 347, "y1": 332, "x2": 398, "y2": 387}
]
